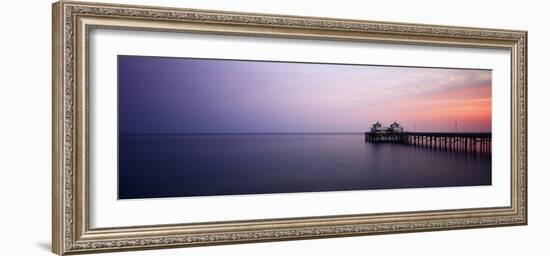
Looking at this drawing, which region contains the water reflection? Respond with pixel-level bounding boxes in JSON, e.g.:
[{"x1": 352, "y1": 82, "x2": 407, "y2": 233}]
[{"x1": 118, "y1": 134, "x2": 491, "y2": 199}]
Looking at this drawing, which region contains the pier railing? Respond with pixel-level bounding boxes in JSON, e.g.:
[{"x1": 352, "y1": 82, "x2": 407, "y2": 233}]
[{"x1": 365, "y1": 132, "x2": 491, "y2": 154}]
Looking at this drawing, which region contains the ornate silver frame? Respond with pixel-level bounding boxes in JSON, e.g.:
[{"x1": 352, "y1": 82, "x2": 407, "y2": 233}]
[{"x1": 52, "y1": 1, "x2": 527, "y2": 255}]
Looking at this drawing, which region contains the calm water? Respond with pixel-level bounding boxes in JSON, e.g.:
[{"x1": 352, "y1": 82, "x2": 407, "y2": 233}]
[{"x1": 118, "y1": 134, "x2": 491, "y2": 199}]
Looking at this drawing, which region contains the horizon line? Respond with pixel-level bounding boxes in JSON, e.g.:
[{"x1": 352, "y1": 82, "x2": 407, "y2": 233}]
[{"x1": 120, "y1": 131, "x2": 493, "y2": 135}]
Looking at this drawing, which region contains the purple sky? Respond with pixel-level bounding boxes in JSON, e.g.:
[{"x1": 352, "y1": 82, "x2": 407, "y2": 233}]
[{"x1": 118, "y1": 55, "x2": 491, "y2": 134}]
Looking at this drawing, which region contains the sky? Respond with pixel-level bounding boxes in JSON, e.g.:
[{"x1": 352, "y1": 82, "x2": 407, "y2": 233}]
[{"x1": 118, "y1": 55, "x2": 491, "y2": 134}]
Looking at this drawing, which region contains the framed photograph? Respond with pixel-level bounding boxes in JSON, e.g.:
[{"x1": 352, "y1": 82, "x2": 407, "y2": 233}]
[{"x1": 52, "y1": 1, "x2": 527, "y2": 255}]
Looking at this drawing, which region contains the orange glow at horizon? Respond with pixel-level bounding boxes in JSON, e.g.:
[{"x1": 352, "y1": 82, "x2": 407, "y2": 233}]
[{"x1": 363, "y1": 83, "x2": 492, "y2": 132}]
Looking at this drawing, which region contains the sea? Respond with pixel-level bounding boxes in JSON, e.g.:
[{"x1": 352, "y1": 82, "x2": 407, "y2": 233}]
[{"x1": 118, "y1": 133, "x2": 491, "y2": 199}]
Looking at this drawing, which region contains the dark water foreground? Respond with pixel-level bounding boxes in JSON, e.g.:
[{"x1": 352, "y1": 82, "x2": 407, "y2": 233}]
[{"x1": 118, "y1": 134, "x2": 491, "y2": 199}]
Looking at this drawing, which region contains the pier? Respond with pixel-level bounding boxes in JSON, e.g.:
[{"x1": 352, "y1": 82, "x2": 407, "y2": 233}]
[
  {"x1": 365, "y1": 132, "x2": 492, "y2": 154},
  {"x1": 364, "y1": 122, "x2": 491, "y2": 154}
]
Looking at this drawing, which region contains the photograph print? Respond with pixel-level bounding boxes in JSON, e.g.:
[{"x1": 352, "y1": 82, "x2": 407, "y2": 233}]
[{"x1": 118, "y1": 55, "x2": 492, "y2": 200}]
